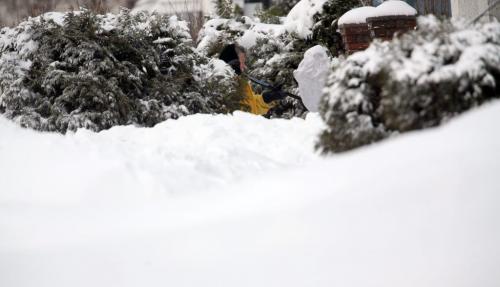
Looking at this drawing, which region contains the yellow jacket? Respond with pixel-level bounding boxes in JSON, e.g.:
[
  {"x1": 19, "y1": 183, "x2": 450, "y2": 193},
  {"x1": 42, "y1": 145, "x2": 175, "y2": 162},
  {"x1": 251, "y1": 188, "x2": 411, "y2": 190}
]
[{"x1": 238, "y1": 77, "x2": 273, "y2": 115}]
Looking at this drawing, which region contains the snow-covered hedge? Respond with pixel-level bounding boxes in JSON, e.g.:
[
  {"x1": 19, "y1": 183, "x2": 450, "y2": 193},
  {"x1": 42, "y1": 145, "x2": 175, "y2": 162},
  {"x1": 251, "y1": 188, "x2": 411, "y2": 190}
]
[
  {"x1": 0, "y1": 10, "x2": 240, "y2": 133},
  {"x1": 317, "y1": 16, "x2": 500, "y2": 153}
]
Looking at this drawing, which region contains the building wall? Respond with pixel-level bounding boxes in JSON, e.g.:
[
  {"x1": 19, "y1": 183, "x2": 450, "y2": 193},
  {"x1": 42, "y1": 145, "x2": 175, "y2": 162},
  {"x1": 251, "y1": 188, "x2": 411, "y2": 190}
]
[
  {"x1": 489, "y1": 0, "x2": 500, "y2": 20},
  {"x1": 450, "y1": 0, "x2": 500, "y2": 21},
  {"x1": 414, "y1": 0, "x2": 451, "y2": 16}
]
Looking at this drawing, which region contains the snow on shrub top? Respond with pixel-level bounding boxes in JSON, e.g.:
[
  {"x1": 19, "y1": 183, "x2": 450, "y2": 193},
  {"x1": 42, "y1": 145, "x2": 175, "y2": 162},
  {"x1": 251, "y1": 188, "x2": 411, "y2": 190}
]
[
  {"x1": 317, "y1": 16, "x2": 500, "y2": 154},
  {"x1": 338, "y1": 6, "x2": 377, "y2": 25},
  {"x1": 284, "y1": 0, "x2": 328, "y2": 38},
  {"x1": 238, "y1": 23, "x2": 286, "y2": 49},
  {"x1": 197, "y1": 16, "x2": 287, "y2": 54},
  {"x1": 196, "y1": 18, "x2": 249, "y2": 56}
]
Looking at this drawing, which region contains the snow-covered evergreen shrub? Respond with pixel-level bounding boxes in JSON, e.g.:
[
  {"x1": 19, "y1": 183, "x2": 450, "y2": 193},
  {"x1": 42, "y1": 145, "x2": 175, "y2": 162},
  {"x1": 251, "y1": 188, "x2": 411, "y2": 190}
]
[
  {"x1": 317, "y1": 16, "x2": 500, "y2": 154},
  {"x1": 196, "y1": 17, "x2": 250, "y2": 57},
  {"x1": 0, "y1": 10, "x2": 240, "y2": 133}
]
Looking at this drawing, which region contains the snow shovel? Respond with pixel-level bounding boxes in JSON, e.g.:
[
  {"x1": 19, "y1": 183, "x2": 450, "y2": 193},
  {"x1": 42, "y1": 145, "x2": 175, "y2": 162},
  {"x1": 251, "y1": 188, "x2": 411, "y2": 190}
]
[{"x1": 243, "y1": 72, "x2": 308, "y2": 111}]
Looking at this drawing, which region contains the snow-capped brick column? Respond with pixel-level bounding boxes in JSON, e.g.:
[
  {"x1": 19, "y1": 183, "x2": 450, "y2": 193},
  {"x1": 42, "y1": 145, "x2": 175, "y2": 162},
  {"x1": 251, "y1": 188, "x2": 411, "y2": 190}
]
[
  {"x1": 338, "y1": 6, "x2": 376, "y2": 54},
  {"x1": 339, "y1": 23, "x2": 371, "y2": 54},
  {"x1": 366, "y1": 1, "x2": 418, "y2": 41},
  {"x1": 367, "y1": 15, "x2": 417, "y2": 41}
]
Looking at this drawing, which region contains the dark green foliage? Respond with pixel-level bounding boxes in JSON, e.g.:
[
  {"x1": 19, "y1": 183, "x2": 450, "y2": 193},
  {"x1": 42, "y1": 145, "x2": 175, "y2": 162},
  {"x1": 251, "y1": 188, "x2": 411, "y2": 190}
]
[
  {"x1": 214, "y1": 0, "x2": 235, "y2": 18},
  {"x1": 254, "y1": 6, "x2": 286, "y2": 24},
  {"x1": 312, "y1": 0, "x2": 360, "y2": 56},
  {"x1": 317, "y1": 17, "x2": 500, "y2": 154},
  {"x1": 0, "y1": 10, "x2": 241, "y2": 133},
  {"x1": 273, "y1": 0, "x2": 301, "y2": 15}
]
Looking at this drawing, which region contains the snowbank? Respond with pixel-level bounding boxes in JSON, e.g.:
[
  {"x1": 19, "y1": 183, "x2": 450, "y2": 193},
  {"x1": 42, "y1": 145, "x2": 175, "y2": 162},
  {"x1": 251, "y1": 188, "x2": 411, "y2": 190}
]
[
  {"x1": 0, "y1": 112, "x2": 323, "y2": 204},
  {"x1": 1, "y1": 100, "x2": 499, "y2": 287}
]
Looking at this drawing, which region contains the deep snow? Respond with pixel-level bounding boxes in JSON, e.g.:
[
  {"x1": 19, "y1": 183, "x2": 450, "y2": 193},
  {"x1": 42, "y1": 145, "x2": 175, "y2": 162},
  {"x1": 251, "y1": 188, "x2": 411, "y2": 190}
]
[{"x1": 1, "y1": 101, "x2": 500, "y2": 287}]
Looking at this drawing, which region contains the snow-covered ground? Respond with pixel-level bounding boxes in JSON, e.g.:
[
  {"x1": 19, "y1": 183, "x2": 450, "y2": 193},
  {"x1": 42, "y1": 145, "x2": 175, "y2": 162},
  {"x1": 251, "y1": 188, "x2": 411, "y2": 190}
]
[{"x1": 1, "y1": 102, "x2": 500, "y2": 287}]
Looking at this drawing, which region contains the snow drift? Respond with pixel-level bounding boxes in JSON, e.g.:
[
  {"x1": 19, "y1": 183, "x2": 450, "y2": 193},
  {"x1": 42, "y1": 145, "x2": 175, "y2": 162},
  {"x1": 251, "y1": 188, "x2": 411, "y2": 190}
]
[{"x1": 1, "y1": 99, "x2": 499, "y2": 287}]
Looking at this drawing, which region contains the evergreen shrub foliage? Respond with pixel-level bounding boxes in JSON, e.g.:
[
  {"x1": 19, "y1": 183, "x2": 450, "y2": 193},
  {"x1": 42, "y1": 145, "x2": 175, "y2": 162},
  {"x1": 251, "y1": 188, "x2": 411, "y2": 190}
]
[
  {"x1": 214, "y1": 0, "x2": 235, "y2": 18},
  {"x1": 0, "y1": 10, "x2": 240, "y2": 133},
  {"x1": 317, "y1": 17, "x2": 500, "y2": 154},
  {"x1": 274, "y1": 0, "x2": 301, "y2": 15}
]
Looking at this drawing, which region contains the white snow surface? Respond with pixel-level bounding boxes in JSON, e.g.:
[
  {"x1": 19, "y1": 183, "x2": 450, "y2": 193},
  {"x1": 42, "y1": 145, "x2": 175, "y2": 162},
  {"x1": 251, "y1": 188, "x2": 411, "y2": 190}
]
[
  {"x1": 339, "y1": 1, "x2": 417, "y2": 25},
  {"x1": 368, "y1": 0, "x2": 418, "y2": 18},
  {"x1": 338, "y1": 6, "x2": 377, "y2": 25},
  {"x1": 1, "y1": 102, "x2": 500, "y2": 287},
  {"x1": 293, "y1": 45, "x2": 331, "y2": 112},
  {"x1": 238, "y1": 23, "x2": 286, "y2": 49},
  {"x1": 284, "y1": 0, "x2": 328, "y2": 38},
  {"x1": 196, "y1": 17, "x2": 286, "y2": 52}
]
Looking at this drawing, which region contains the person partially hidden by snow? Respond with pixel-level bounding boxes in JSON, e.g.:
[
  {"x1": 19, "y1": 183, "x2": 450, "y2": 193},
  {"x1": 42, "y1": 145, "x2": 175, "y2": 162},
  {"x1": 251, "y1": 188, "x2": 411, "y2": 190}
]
[{"x1": 219, "y1": 43, "x2": 287, "y2": 115}]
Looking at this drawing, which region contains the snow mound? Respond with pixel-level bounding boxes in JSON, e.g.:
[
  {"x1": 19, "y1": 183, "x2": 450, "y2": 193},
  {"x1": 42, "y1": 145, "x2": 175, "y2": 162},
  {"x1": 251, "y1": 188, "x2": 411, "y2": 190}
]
[
  {"x1": 293, "y1": 45, "x2": 331, "y2": 112},
  {"x1": 0, "y1": 112, "x2": 323, "y2": 204},
  {"x1": 284, "y1": 0, "x2": 328, "y2": 38},
  {"x1": 0, "y1": 99, "x2": 499, "y2": 287}
]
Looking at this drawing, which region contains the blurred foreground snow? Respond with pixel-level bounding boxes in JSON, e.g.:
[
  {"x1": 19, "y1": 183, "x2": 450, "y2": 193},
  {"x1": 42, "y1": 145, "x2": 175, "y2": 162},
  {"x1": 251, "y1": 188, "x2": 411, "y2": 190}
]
[{"x1": 1, "y1": 103, "x2": 499, "y2": 287}]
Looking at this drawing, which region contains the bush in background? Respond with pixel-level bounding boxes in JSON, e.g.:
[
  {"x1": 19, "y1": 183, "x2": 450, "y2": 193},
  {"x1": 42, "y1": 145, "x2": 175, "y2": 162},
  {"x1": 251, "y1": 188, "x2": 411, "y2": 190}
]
[{"x1": 317, "y1": 16, "x2": 500, "y2": 154}]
